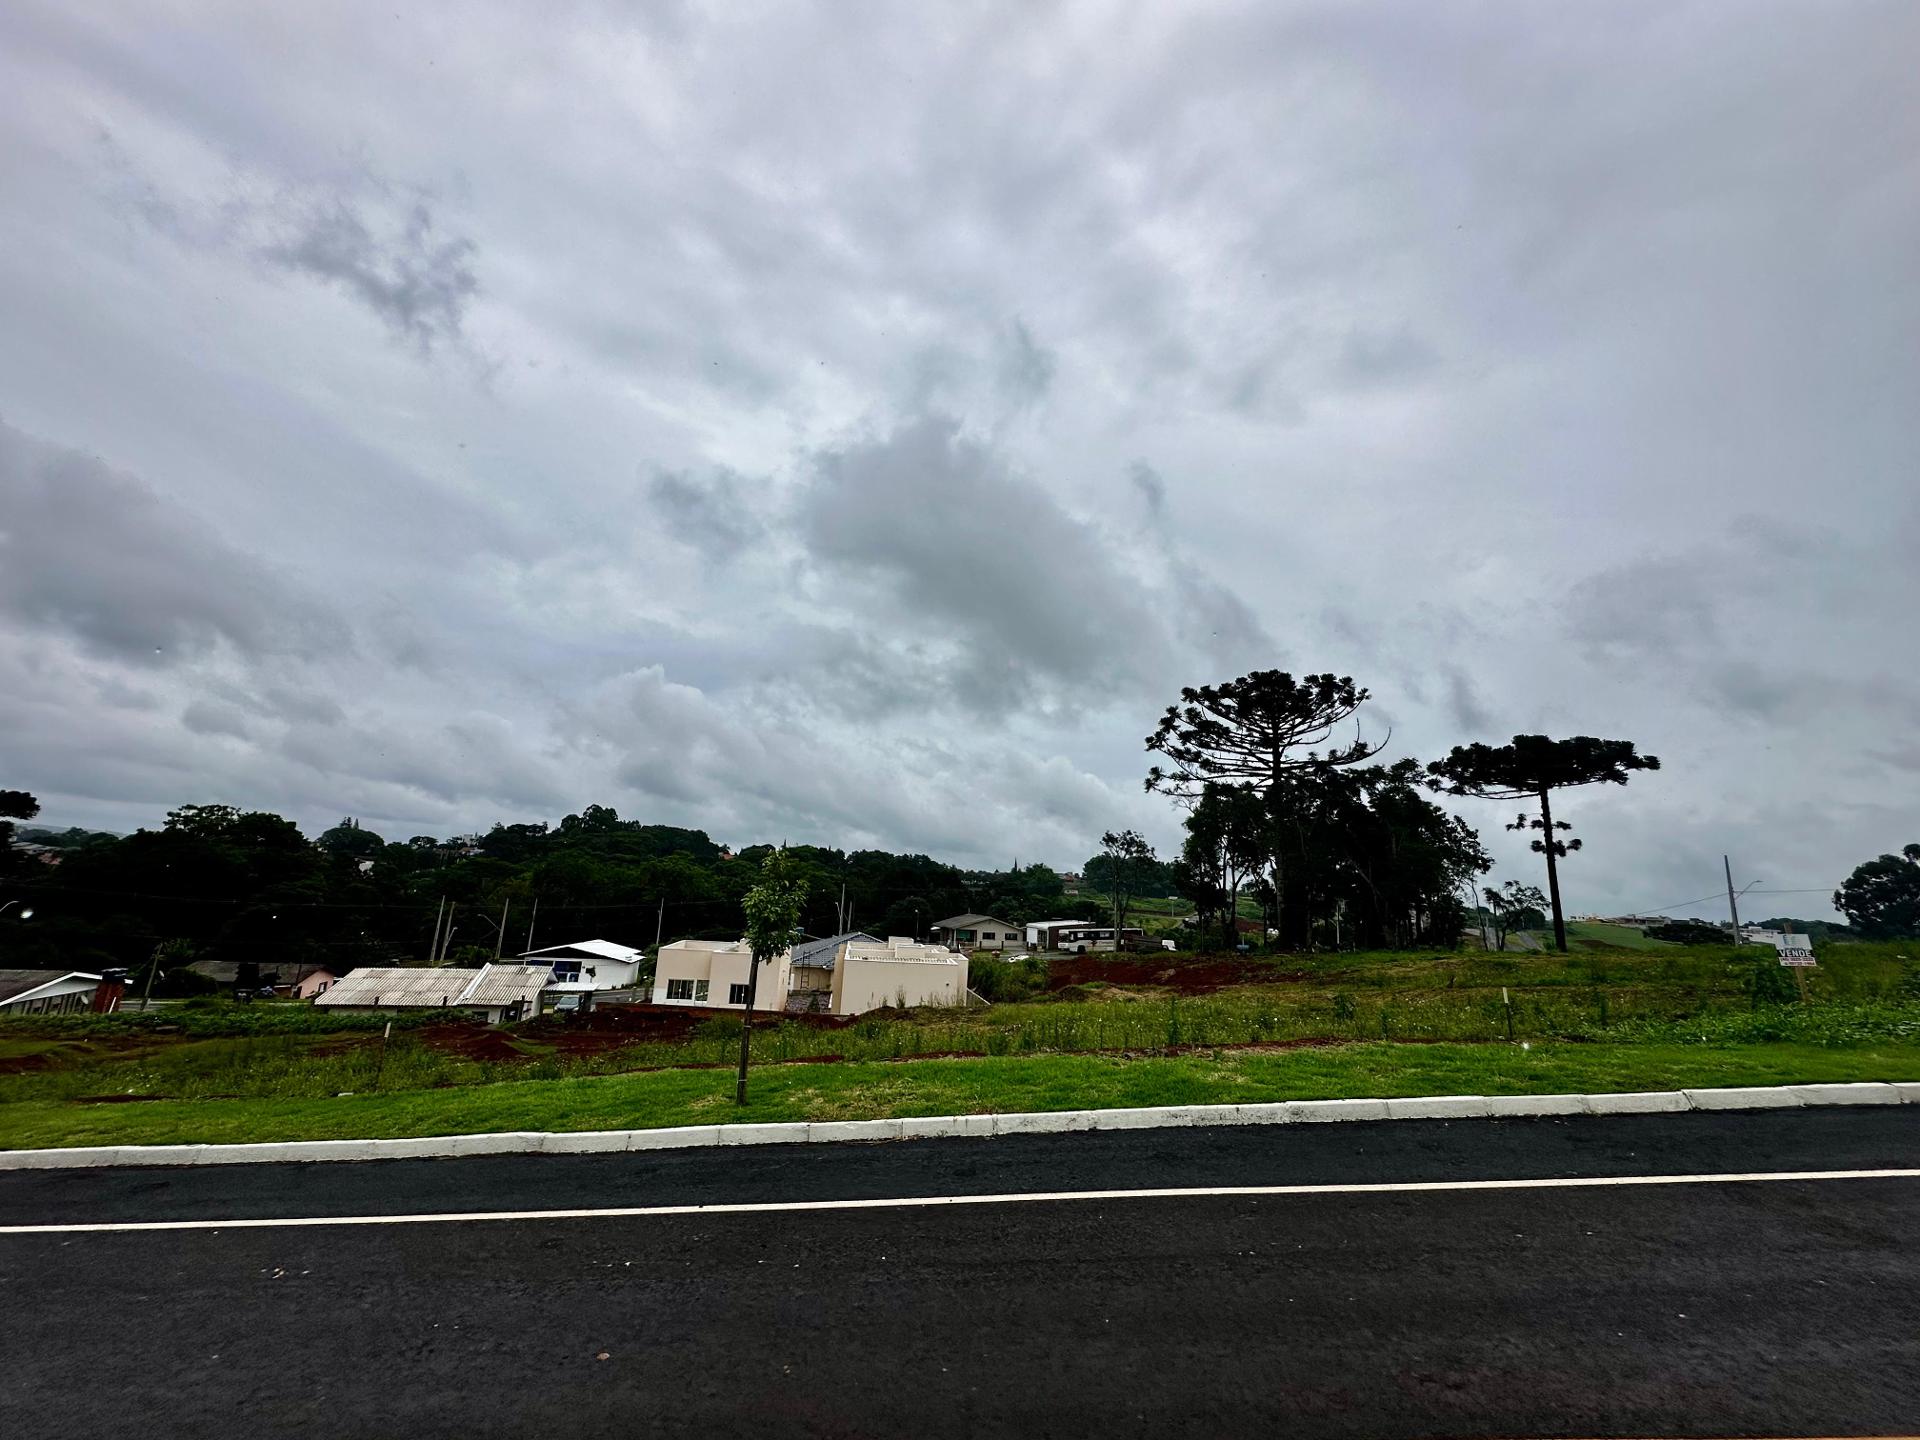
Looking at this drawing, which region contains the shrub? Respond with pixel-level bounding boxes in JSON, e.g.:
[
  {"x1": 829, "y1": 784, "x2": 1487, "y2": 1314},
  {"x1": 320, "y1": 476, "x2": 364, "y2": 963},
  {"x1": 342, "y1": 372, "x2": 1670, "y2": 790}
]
[
  {"x1": 971, "y1": 955, "x2": 1047, "y2": 1003},
  {"x1": 1738, "y1": 954, "x2": 1799, "y2": 1007}
]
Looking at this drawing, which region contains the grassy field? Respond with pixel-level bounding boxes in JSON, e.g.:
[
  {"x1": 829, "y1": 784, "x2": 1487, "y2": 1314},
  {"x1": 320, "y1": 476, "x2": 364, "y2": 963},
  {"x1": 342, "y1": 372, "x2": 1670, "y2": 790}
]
[
  {"x1": 4, "y1": 1040, "x2": 1919, "y2": 1150},
  {"x1": 3, "y1": 939, "x2": 1915, "y2": 1149},
  {"x1": 1561, "y1": 920, "x2": 1675, "y2": 951}
]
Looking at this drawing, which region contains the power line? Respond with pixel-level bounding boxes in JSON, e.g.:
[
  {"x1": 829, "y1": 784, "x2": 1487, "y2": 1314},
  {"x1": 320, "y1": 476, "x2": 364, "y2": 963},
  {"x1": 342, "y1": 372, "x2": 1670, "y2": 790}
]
[{"x1": 1630, "y1": 885, "x2": 1839, "y2": 916}]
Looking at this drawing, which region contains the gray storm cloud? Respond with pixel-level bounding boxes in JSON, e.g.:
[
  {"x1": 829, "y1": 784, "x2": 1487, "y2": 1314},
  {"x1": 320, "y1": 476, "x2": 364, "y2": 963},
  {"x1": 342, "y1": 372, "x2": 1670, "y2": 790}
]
[{"x1": 0, "y1": 0, "x2": 1913, "y2": 909}]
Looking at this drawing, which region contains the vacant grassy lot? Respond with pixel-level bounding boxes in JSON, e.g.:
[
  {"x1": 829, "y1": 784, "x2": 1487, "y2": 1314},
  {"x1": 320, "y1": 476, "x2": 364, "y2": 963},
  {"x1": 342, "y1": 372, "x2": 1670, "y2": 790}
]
[{"x1": 2, "y1": 940, "x2": 1915, "y2": 1148}]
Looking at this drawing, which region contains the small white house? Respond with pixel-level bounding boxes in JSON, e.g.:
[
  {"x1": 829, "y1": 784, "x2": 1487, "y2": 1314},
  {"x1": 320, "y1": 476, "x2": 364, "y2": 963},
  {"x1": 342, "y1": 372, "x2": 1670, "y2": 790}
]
[{"x1": 520, "y1": 939, "x2": 645, "y2": 990}]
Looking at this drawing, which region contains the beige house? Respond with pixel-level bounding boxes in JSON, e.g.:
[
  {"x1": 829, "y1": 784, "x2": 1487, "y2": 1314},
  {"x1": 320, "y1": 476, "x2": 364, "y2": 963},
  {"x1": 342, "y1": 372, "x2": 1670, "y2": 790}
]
[
  {"x1": 651, "y1": 935, "x2": 968, "y2": 1016},
  {"x1": 650, "y1": 939, "x2": 792, "y2": 1012},
  {"x1": 830, "y1": 937, "x2": 968, "y2": 1013}
]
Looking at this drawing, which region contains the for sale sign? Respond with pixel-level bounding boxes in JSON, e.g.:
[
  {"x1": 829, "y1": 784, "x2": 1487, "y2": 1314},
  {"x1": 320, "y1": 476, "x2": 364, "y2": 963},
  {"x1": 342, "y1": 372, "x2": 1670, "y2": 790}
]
[{"x1": 1772, "y1": 933, "x2": 1817, "y2": 967}]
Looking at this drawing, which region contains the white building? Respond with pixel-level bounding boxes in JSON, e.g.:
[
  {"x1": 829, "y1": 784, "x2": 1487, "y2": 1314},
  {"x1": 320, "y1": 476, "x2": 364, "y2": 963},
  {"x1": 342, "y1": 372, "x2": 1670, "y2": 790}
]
[
  {"x1": 651, "y1": 939, "x2": 792, "y2": 1012},
  {"x1": 520, "y1": 939, "x2": 645, "y2": 990}
]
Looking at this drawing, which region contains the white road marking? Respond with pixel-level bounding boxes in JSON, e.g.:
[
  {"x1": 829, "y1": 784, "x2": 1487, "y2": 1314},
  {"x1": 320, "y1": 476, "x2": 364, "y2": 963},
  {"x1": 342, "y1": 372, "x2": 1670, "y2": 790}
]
[{"x1": 3, "y1": 1167, "x2": 1918, "y2": 1236}]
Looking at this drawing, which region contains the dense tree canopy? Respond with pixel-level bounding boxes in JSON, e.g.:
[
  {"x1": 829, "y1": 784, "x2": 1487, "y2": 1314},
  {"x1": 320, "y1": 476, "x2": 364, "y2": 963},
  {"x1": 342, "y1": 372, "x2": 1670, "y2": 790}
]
[
  {"x1": 1145, "y1": 670, "x2": 1375, "y2": 802},
  {"x1": 0, "y1": 789, "x2": 42, "y2": 877},
  {"x1": 1834, "y1": 844, "x2": 1920, "y2": 938},
  {"x1": 1146, "y1": 670, "x2": 1384, "y2": 946},
  {"x1": 0, "y1": 796, "x2": 1056, "y2": 981}
]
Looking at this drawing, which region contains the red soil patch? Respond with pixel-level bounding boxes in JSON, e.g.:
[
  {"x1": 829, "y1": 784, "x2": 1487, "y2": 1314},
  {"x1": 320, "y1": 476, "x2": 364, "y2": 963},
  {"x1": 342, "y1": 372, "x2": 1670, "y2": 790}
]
[{"x1": 415, "y1": 1004, "x2": 859, "y2": 1063}]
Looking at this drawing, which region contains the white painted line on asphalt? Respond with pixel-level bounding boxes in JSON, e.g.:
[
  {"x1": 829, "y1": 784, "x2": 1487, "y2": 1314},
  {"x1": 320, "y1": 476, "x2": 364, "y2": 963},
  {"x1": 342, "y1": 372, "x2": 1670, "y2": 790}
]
[{"x1": 5, "y1": 1167, "x2": 1918, "y2": 1236}]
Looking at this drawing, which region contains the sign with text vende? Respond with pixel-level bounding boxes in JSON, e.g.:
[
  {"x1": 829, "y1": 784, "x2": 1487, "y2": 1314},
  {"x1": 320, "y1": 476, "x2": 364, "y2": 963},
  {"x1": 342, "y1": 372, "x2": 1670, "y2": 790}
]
[{"x1": 1772, "y1": 933, "x2": 1817, "y2": 967}]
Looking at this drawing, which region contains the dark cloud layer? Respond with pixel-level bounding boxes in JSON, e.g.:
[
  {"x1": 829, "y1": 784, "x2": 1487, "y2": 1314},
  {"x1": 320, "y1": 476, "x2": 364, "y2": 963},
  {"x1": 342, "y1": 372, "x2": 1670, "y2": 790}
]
[{"x1": 0, "y1": 418, "x2": 339, "y2": 663}]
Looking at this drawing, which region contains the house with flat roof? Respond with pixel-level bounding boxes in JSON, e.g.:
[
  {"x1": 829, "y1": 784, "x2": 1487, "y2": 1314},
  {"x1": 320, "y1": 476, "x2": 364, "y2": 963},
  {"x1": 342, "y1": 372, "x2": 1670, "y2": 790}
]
[
  {"x1": 650, "y1": 939, "x2": 792, "y2": 1012},
  {"x1": 930, "y1": 913, "x2": 1022, "y2": 951},
  {"x1": 831, "y1": 937, "x2": 968, "y2": 1013},
  {"x1": 650, "y1": 935, "x2": 969, "y2": 1016}
]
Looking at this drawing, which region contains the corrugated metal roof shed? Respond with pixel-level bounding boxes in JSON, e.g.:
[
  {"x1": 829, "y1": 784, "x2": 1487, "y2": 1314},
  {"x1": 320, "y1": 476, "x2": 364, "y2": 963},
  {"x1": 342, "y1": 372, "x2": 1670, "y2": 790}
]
[
  {"x1": 314, "y1": 967, "x2": 478, "y2": 1008},
  {"x1": 459, "y1": 964, "x2": 552, "y2": 1008}
]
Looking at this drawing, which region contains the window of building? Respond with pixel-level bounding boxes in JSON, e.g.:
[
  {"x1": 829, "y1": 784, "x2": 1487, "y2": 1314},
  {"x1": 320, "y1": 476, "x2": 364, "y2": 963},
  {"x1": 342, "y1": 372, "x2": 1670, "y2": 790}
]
[
  {"x1": 694, "y1": 980, "x2": 710, "y2": 1002},
  {"x1": 666, "y1": 978, "x2": 694, "y2": 1000},
  {"x1": 728, "y1": 983, "x2": 749, "y2": 1005}
]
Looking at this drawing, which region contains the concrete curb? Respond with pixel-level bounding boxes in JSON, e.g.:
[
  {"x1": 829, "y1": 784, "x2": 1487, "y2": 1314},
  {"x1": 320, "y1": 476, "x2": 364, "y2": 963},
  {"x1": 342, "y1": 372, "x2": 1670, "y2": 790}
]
[{"x1": 1, "y1": 1082, "x2": 1912, "y2": 1171}]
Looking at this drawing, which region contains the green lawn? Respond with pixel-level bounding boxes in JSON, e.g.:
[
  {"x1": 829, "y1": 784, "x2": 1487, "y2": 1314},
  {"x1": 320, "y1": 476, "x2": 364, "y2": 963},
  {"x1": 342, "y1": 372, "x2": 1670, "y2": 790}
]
[
  {"x1": 3, "y1": 1039, "x2": 1917, "y2": 1150},
  {"x1": 1560, "y1": 921, "x2": 1676, "y2": 951}
]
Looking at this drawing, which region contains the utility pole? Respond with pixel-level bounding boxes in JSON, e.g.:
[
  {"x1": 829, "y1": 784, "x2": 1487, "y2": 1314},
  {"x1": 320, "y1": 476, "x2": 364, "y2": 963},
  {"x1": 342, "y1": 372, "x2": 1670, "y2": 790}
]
[
  {"x1": 1724, "y1": 854, "x2": 1742, "y2": 941},
  {"x1": 139, "y1": 942, "x2": 164, "y2": 1011},
  {"x1": 438, "y1": 903, "x2": 458, "y2": 963},
  {"x1": 837, "y1": 881, "x2": 846, "y2": 934},
  {"x1": 494, "y1": 898, "x2": 510, "y2": 958},
  {"x1": 654, "y1": 896, "x2": 666, "y2": 950},
  {"x1": 524, "y1": 896, "x2": 539, "y2": 954},
  {"x1": 428, "y1": 897, "x2": 445, "y2": 963}
]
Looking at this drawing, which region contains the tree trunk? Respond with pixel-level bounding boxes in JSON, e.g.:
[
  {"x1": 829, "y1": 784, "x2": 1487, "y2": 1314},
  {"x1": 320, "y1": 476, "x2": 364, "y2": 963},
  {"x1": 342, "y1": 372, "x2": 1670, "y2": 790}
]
[
  {"x1": 1540, "y1": 787, "x2": 1568, "y2": 953},
  {"x1": 734, "y1": 953, "x2": 762, "y2": 1103}
]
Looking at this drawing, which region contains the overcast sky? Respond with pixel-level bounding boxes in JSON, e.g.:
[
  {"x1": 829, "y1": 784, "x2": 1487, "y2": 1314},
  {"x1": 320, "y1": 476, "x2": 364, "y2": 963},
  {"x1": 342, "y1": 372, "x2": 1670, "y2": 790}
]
[{"x1": 2, "y1": 1, "x2": 1914, "y2": 921}]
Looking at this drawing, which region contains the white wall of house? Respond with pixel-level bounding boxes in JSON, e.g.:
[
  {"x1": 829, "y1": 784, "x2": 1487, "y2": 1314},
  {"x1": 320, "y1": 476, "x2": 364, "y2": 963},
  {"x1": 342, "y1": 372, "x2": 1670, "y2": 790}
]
[
  {"x1": 830, "y1": 939, "x2": 967, "y2": 1014},
  {"x1": 0, "y1": 974, "x2": 101, "y2": 1015},
  {"x1": 554, "y1": 956, "x2": 641, "y2": 989},
  {"x1": 651, "y1": 940, "x2": 791, "y2": 1011},
  {"x1": 522, "y1": 943, "x2": 644, "y2": 991}
]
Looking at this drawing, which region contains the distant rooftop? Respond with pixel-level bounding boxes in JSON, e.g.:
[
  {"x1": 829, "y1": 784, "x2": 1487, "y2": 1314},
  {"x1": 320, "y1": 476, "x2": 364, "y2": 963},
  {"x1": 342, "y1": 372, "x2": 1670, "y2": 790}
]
[
  {"x1": 521, "y1": 939, "x2": 643, "y2": 962},
  {"x1": 791, "y1": 931, "x2": 880, "y2": 970}
]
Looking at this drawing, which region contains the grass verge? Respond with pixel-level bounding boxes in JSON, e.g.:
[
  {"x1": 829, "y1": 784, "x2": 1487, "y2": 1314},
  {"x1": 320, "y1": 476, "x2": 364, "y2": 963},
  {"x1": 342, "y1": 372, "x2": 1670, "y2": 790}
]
[{"x1": 4, "y1": 1040, "x2": 1918, "y2": 1150}]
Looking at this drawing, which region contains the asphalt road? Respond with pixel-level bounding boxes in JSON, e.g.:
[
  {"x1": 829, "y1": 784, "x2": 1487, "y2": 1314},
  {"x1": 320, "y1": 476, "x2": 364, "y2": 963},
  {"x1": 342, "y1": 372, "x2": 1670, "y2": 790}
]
[{"x1": 3, "y1": 1108, "x2": 1918, "y2": 1438}]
